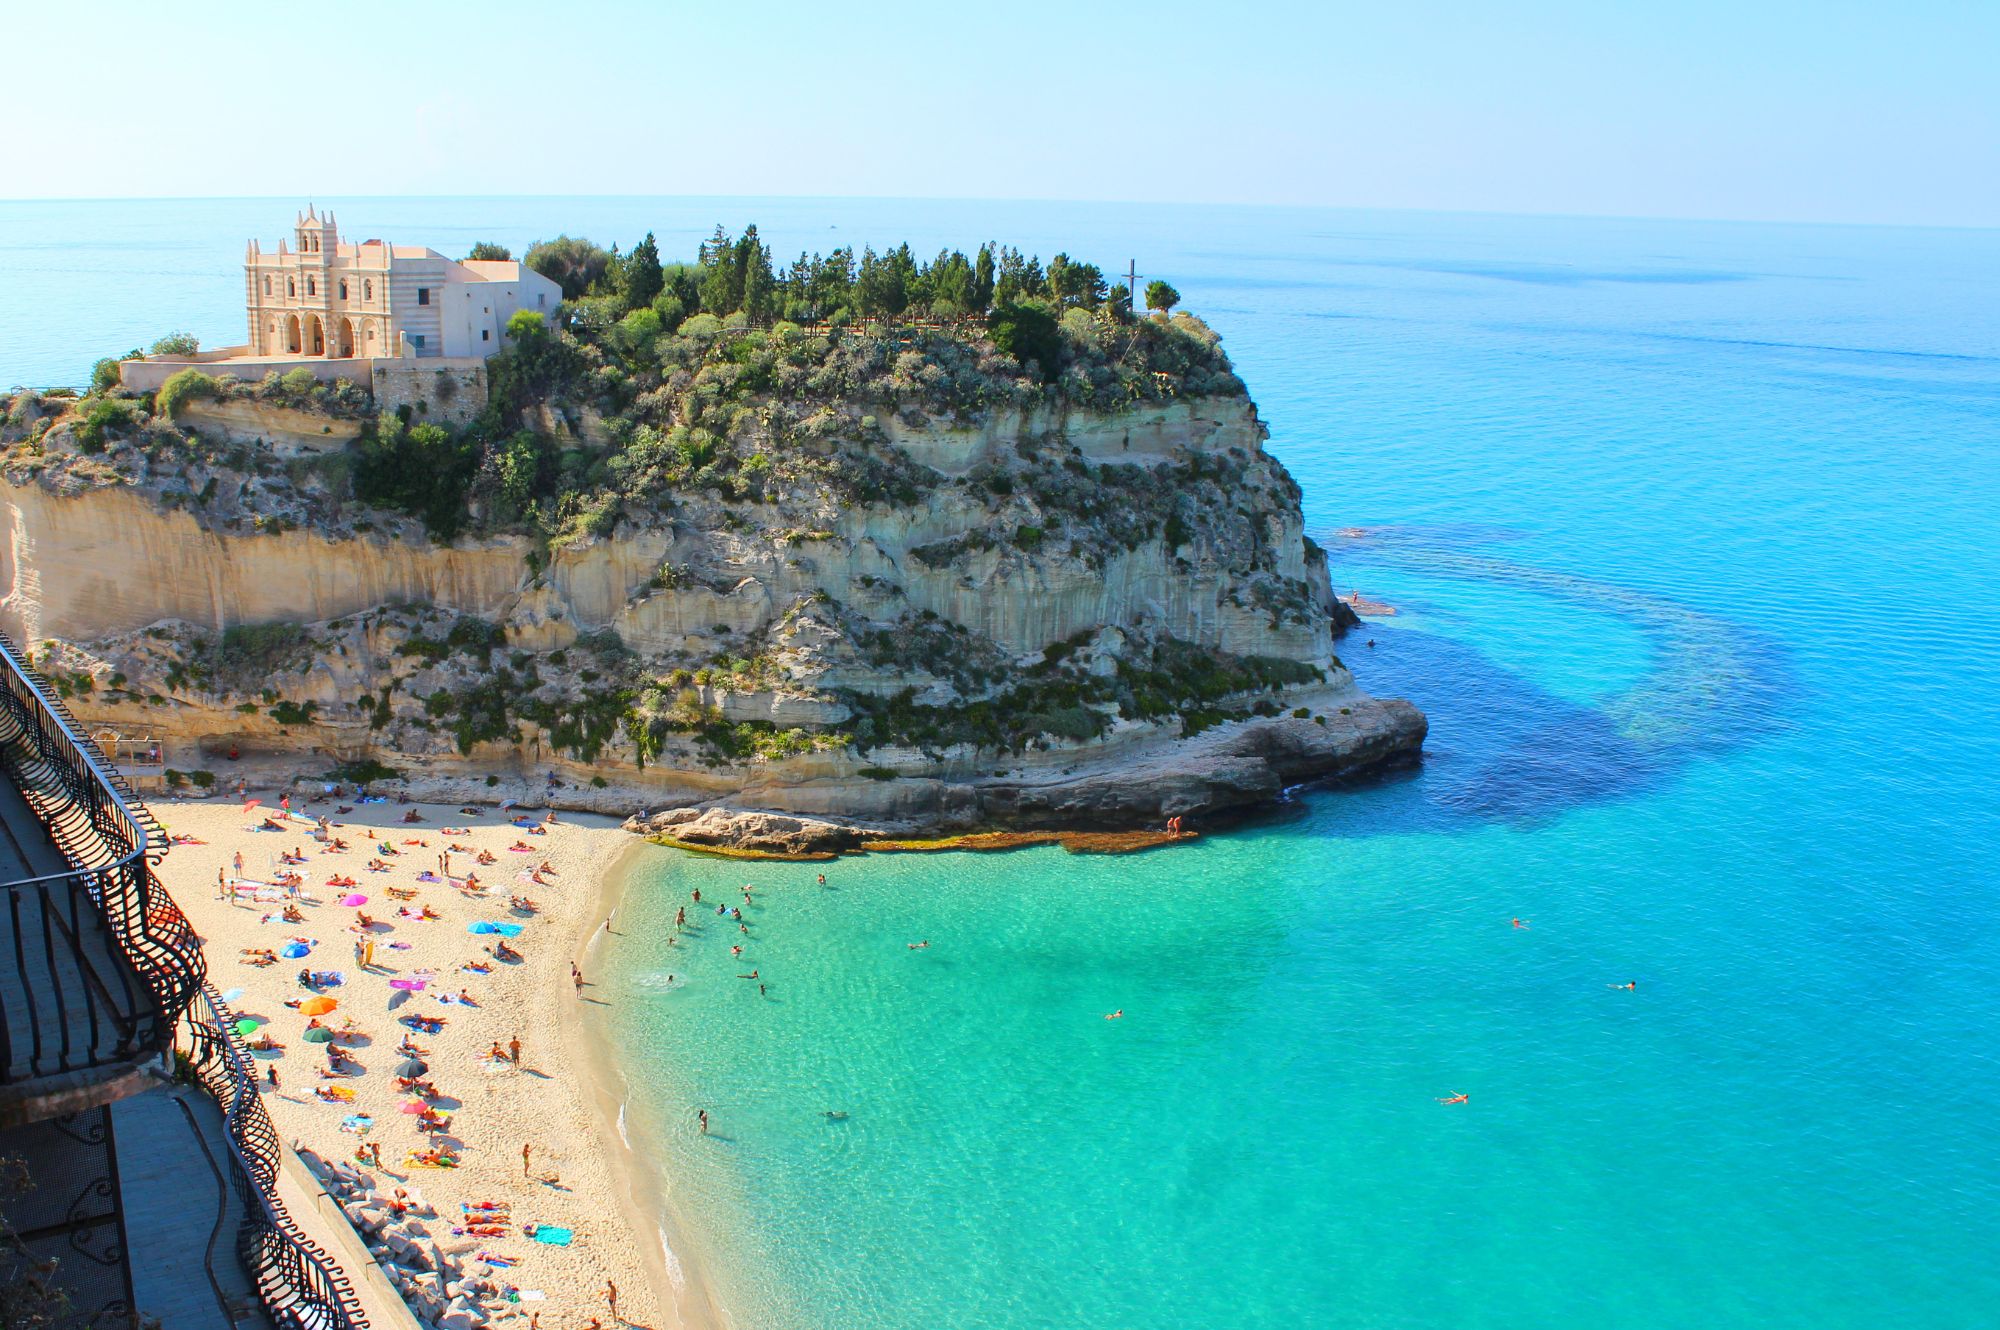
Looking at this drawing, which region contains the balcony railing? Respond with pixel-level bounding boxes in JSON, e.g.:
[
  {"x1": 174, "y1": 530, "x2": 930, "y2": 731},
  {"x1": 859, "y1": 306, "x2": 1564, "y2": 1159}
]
[
  {"x1": 0, "y1": 629, "x2": 205, "y2": 1091},
  {"x1": 181, "y1": 984, "x2": 370, "y2": 1330}
]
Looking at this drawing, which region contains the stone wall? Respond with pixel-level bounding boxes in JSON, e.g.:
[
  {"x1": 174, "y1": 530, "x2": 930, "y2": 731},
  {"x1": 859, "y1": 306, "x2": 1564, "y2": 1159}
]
[{"x1": 372, "y1": 362, "x2": 488, "y2": 427}]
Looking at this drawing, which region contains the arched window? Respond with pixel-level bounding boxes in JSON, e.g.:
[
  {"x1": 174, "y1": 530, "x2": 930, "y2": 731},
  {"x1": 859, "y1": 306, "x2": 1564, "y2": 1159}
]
[
  {"x1": 307, "y1": 276, "x2": 316, "y2": 296},
  {"x1": 364, "y1": 279, "x2": 372, "y2": 302},
  {"x1": 339, "y1": 280, "x2": 348, "y2": 300},
  {"x1": 288, "y1": 278, "x2": 296, "y2": 297},
  {"x1": 263, "y1": 276, "x2": 271, "y2": 296}
]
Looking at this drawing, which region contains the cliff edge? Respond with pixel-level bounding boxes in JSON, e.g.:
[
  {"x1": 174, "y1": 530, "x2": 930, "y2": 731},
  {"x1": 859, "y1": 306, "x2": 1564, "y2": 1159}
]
[{"x1": 1, "y1": 308, "x2": 1422, "y2": 841}]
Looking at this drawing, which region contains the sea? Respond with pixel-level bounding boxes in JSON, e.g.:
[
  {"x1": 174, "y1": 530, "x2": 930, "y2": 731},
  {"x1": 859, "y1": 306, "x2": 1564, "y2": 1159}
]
[{"x1": 4, "y1": 198, "x2": 1998, "y2": 1329}]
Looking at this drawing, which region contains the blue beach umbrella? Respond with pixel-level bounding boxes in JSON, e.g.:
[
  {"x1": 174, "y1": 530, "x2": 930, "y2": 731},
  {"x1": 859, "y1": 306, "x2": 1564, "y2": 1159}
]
[
  {"x1": 281, "y1": 942, "x2": 310, "y2": 959},
  {"x1": 468, "y1": 921, "x2": 499, "y2": 935},
  {"x1": 220, "y1": 987, "x2": 246, "y2": 1003}
]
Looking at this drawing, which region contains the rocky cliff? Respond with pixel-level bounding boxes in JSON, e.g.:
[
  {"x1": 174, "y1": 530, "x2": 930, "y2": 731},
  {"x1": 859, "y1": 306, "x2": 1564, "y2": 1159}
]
[{"x1": 0, "y1": 323, "x2": 1422, "y2": 839}]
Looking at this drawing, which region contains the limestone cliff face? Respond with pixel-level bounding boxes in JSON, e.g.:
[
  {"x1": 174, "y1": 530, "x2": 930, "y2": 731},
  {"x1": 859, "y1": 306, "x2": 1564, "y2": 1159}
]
[{"x1": 0, "y1": 385, "x2": 1420, "y2": 832}]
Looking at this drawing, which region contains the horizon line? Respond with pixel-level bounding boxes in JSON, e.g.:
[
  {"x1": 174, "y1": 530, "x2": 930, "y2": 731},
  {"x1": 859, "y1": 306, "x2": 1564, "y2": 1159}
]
[{"x1": 0, "y1": 192, "x2": 1995, "y2": 235}]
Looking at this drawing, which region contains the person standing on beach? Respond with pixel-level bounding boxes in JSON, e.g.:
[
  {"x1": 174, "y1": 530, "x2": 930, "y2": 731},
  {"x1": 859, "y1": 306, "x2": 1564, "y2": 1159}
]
[
  {"x1": 217, "y1": 868, "x2": 228, "y2": 900},
  {"x1": 509, "y1": 1034, "x2": 521, "y2": 1064},
  {"x1": 522, "y1": 1142, "x2": 532, "y2": 1176},
  {"x1": 572, "y1": 964, "x2": 584, "y2": 996},
  {"x1": 233, "y1": 850, "x2": 244, "y2": 880},
  {"x1": 604, "y1": 1281, "x2": 619, "y2": 1324}
]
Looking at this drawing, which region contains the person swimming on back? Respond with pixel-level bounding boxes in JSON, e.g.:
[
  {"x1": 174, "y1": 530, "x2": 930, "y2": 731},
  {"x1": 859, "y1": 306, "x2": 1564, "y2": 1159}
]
[
  {"x1": 1610, "y1": 980, "x2": 1637, "y2": 990},
  {"x1": 1437, "y1": 1092, "x2": 1469, "y2": 1105},
  {"x1": 1512, "y1": 919, "x2": 1530, "y2": 929},
  {"x1": 1104, "y1": 1010, "x2": 1122, "y2": 1020},
  {"x1": 907, "y1": 940, "x2": 930, "y2": 949}
]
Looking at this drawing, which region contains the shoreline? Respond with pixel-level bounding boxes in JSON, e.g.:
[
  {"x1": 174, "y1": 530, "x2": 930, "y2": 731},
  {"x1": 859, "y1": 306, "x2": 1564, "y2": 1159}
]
[
  {"x1": 157, "y1": 796, "x2": 703, "y2": 1330},
  {"x1": 565, "y1": 840, "x2": 734, "y2": 1330}
]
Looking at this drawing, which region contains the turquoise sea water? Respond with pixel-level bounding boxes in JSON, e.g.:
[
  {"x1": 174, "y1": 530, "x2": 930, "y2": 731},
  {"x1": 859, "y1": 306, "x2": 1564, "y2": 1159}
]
[{"x1": 6, "y1": 200, "x2": 1999, "y2": 1327}]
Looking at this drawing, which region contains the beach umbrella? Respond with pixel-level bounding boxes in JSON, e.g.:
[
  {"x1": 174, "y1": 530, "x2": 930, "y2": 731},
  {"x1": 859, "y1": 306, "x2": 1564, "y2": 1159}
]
[
  {"x1": 300, "y1": 996, "x2": 338, "y2": 1015},
  {"x1": 468, "y1": 921, "x2": 499, "y2": 935},
  {"x1": 280, "y1": 943, "x2": 310, "y2": 959},
  {"x1": 233, "y1": 1017, "x2": 262, "y2": 1036},
  {"x1": 340, "y1": 893, "x2": 368, "y2": 907},
  {"x1": 389, "y1": 978, "x2": 427, "y2": 991},
  {"x1": 387, "y1": 989, "x2": 410, "y2": 1012},
  {"x1": 401, "y1": 1099, "x2": 428, "y2": 1115},
  {"x1": 396, "y1": 1057, "x2": 428, "y2": 1077},
  {"x1": 302, "y1": 1026, "x2": 334, "y2": 1043},
  {"x1": 243, "y1": 799, "x2": 262, "y2": 812},
  {"x1": 220, "y1": 987, "x2": 246, "y2": 1003}
]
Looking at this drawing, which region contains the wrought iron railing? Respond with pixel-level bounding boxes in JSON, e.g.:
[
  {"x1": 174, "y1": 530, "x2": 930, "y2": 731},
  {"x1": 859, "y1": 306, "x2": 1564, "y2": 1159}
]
[
  {"x1": 0, "y1": 629, "x2": 205, "y2": 1086},
  {"x1": 181, "y1": 983, "x2": 370, "y2": 1330}
]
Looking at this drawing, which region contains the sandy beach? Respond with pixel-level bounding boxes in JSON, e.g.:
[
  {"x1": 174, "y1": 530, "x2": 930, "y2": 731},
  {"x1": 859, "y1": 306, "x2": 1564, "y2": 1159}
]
[{"x1": 157, "y1": 791, "x2": 695, "y2": 1330}]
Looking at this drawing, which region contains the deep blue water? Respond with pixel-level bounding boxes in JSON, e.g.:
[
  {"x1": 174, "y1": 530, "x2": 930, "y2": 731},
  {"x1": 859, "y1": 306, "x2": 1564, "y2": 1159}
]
[{"x1": 5, "y1": 199, "x2": 1999, "y2": 1328}]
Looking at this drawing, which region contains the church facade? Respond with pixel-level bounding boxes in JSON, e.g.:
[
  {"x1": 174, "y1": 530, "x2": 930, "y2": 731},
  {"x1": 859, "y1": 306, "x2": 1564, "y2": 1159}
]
[{"x1": 242, "y1": 207, "x2": 559, "y2": 361}]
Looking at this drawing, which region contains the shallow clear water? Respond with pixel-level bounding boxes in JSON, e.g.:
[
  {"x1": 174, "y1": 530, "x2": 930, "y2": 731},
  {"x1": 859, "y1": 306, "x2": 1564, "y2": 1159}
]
[{"x1": 7, "y1": 199, "x2": 1999, "y2": 1328}]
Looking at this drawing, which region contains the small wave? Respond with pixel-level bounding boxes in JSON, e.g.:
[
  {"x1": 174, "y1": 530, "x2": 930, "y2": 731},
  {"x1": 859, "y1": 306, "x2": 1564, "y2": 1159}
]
[
  {"x1": 659, "y1": 1229, "x2": 686, "y2": 1290},
  {"x1": 617, "y1": 1101, "x2": 631, "y2": 1150}
]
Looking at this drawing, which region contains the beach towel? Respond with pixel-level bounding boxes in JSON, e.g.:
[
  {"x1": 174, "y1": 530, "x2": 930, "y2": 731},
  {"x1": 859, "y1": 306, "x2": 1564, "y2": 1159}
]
[{"x1": 526, "y1": 1225, "x2": 573, "y2": 1246}]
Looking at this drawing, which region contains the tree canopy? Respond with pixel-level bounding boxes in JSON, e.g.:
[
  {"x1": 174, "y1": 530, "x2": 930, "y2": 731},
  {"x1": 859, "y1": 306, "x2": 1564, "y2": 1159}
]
[{"x1": 467, "y1": 242, "x2": 513, "y2": 261}]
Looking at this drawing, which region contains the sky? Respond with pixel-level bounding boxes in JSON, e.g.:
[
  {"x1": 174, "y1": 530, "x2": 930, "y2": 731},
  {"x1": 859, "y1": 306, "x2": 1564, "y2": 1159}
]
[{"x1": 5, "y1": 0, "x2": 1995, "y2": 227}]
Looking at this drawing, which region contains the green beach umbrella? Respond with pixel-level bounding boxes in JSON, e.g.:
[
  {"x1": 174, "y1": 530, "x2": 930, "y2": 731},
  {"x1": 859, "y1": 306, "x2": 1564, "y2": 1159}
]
[
  {"x1": 234, "y1": 1017, "x2": 261, "y2": 1036},
  {"x1": 302, "y1": 1026, "x2": 334, "y2": 1043}
]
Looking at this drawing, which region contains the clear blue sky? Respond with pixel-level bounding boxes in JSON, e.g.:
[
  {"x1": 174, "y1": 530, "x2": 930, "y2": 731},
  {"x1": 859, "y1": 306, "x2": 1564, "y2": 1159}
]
[{"x1": 7, "y1": 0, "x2": 1995, "y2": 226}]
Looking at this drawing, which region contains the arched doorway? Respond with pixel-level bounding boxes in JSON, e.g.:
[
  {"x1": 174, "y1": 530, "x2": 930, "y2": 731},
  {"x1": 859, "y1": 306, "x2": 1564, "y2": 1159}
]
[
  {"x1": 306, "y1": 315, "x2": 325, "y2": 356},
  {"x1": 285, "y1": 314, "x2": 302, "y2": 354},
  {"x1": 337, "y1": 317, "x2": 355, "y2": 358}
]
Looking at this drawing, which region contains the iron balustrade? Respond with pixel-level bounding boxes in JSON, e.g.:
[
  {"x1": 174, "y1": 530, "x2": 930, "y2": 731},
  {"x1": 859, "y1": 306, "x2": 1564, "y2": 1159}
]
[
  {"x1": 180, "y1": 984, "x2": 369, "y2": 1330},
  {"x1": 0, "y1": 628, "x2": 205, "y2": 1087}
]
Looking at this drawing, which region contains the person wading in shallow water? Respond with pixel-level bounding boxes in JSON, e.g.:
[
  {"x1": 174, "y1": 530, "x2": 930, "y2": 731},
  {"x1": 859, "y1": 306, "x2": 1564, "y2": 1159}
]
[{"x1": 698, "y1": 1109, "x2": 709, "y2": 1135}]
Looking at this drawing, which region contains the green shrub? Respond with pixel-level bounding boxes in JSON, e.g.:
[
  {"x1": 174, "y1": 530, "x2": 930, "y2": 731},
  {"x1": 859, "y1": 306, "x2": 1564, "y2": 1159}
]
[
  {"x1": 189, "y1": 769, "x2": 216, "y2": 789},
  {"x1": 327, "y1": 757, "x2": 399, "y2": 784},
  {"x1": 220, "y1": 623, "x2": 307, "y2": 675},
  {"x1": 270, "y1": 699, "x2": 318, "y2": 726},
  {"x1": 150, "y1": 331, "x2": 201, "y2": 357},
  {"x1": 89, "y1": 357, "x2": 123, "y2": 394},
  {"x1": 163, "y1": 768, "x2": 187, "y2": 789},
  {"x1": 75, "y1": 398, "x2": 133, "y2": 453},
  {"x1": 156, "y1": 368, "x2": 222, "y2": 419}
]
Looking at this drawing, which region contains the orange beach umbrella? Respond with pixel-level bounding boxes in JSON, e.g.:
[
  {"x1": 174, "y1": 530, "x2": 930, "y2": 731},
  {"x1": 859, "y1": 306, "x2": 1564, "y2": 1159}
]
[{"x1": 299, "y1": 996, "x2": 338, "y2": 1016}]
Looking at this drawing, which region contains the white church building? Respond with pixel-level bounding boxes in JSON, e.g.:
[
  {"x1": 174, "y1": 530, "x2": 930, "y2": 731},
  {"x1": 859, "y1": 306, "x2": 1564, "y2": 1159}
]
[{"x1": 122, "y1": 207, "x2": 560, "y2": 391}]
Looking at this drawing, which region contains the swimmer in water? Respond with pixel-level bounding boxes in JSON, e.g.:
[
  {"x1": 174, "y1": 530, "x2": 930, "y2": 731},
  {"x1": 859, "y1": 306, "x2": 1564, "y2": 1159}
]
[
  {"x1": 824, "y1": 1110, "x2": 848, "y2": 1121},
  {"x1": 907, "y1": 940, "x2": 930, "y2": 950},
  {"x1": 1610, "y1": 980, "x2": 1637, "y2": 991},
  {"x1": 1105, "y1": 1010, "x2": 1123, "y2": 1020},
  {"x1": 1512, "y1": 918, "x2": 1530, "y2": 929},
  {"x1": 1437, "y1": 1092, "x2": 1469, "y2": 1105},
  {"x1": 731, "y1": 945, "x2": 743, "y2": 957}
]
